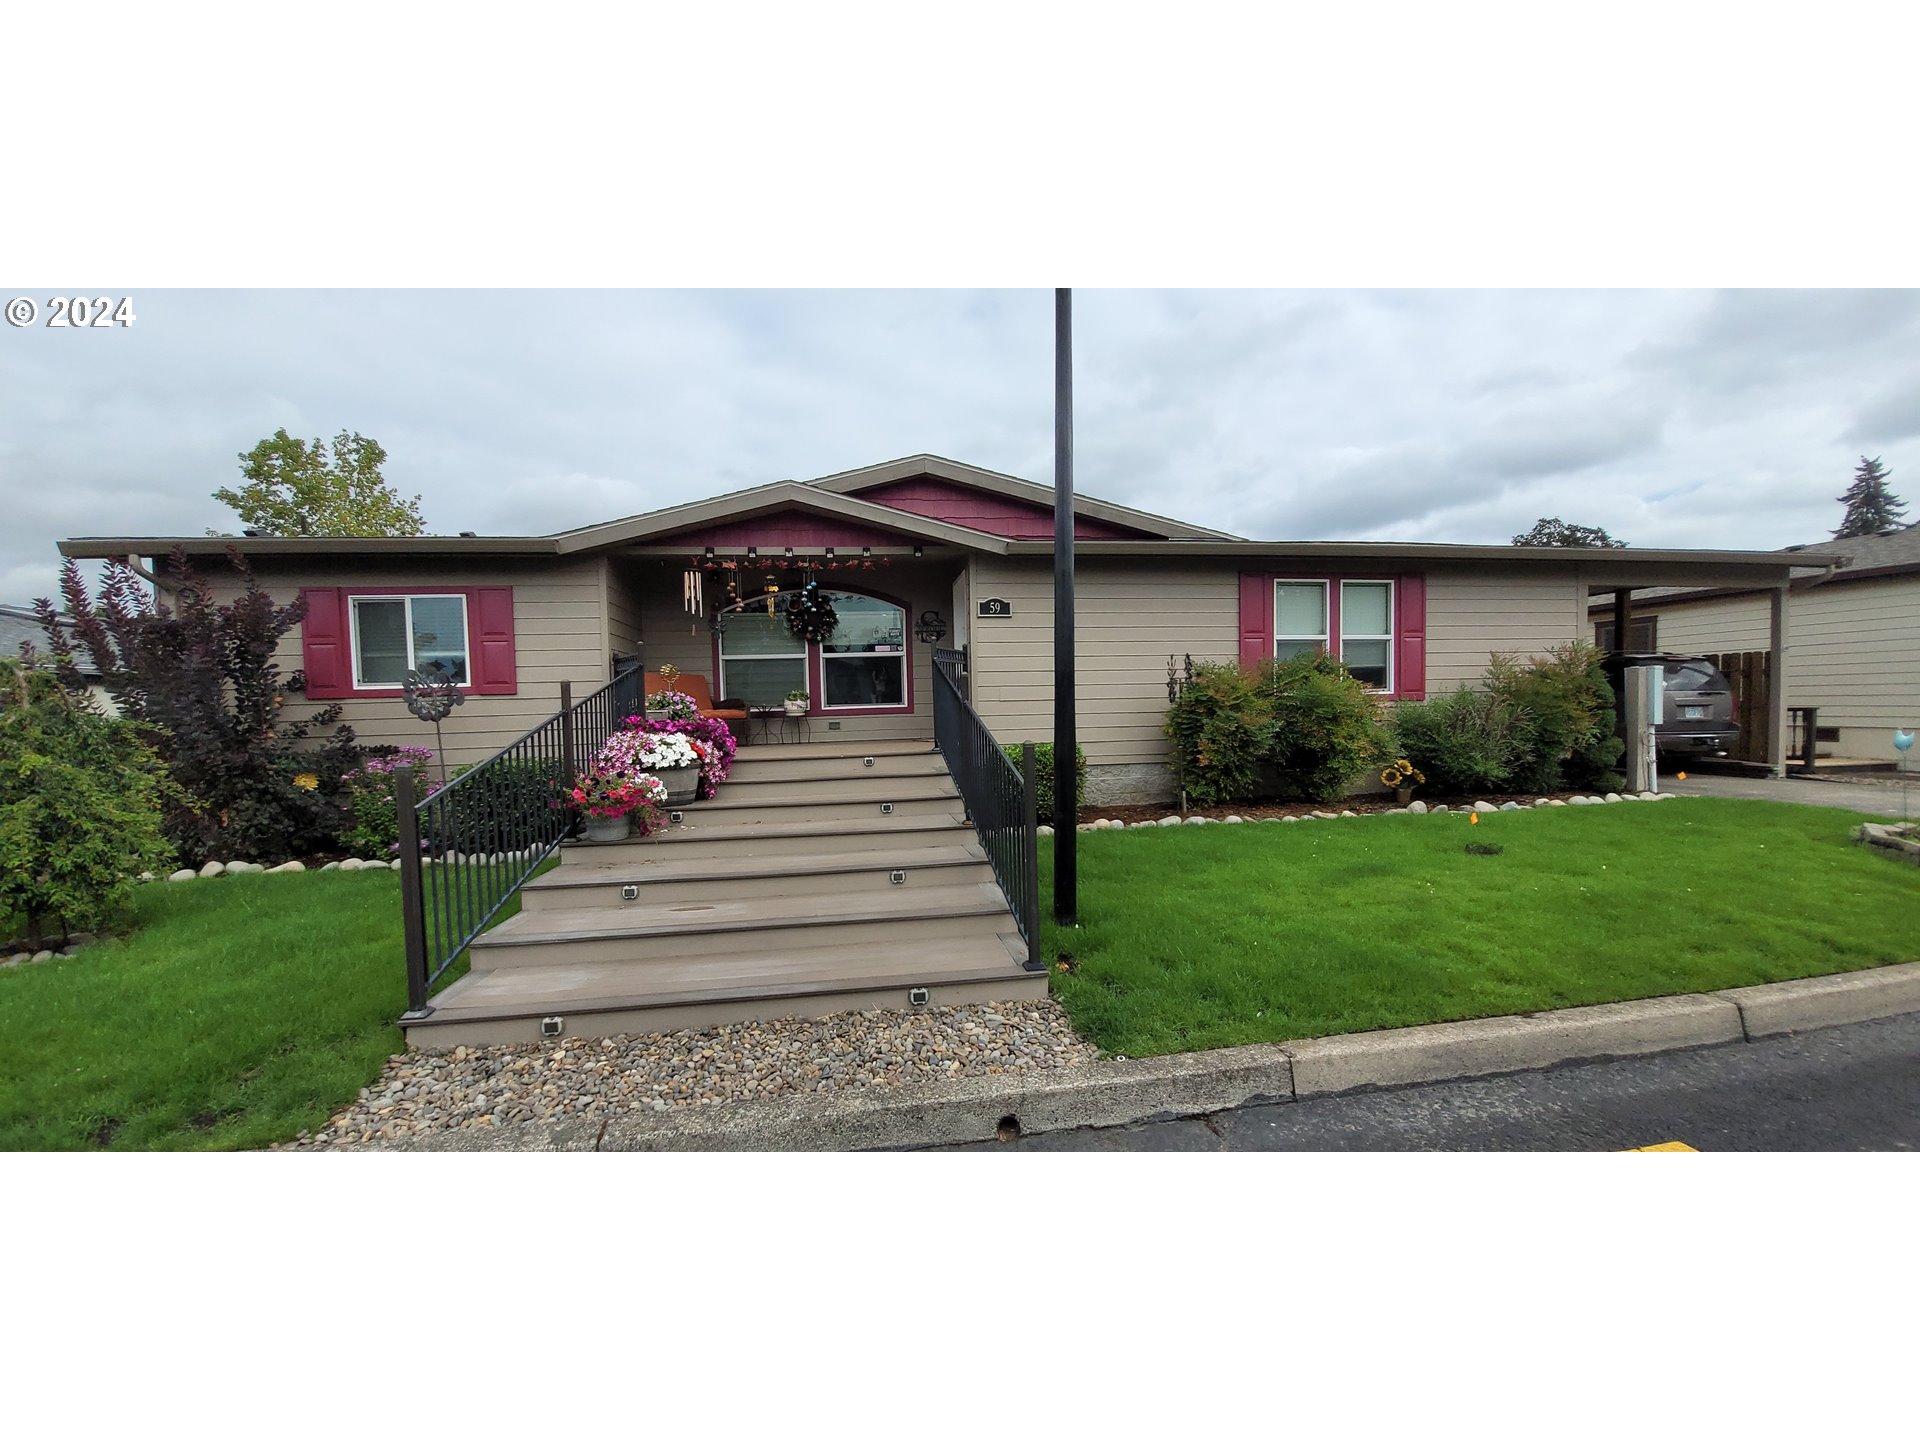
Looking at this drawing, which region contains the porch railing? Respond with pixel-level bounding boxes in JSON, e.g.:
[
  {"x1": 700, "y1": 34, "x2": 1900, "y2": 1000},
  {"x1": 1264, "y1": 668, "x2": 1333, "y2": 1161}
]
[
  {"x1": 395, "y1": 663, "x2": 644, "y2": 1015},
  {"x1": 931, "y1": 648, "x2": 1043, "y2": 971}
]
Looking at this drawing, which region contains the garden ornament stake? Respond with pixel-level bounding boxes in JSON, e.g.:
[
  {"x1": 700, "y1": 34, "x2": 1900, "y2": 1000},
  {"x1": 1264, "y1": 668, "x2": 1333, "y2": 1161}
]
[
  {"x1": 1897, "y1": 729, "x2": 1914, "y2": 823},
  {"x1": 403, "y1": 666, "x2": 464, "y2": 785}
]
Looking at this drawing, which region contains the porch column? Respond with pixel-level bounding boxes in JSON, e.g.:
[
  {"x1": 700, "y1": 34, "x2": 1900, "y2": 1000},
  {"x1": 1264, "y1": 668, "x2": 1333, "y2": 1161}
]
[
  {"x1": 1767, "y1": 583, "x2": 1790, "y2": 779},
  {"x1": 1611, "y1": 587, "x2": 1631, "y2": 653}
]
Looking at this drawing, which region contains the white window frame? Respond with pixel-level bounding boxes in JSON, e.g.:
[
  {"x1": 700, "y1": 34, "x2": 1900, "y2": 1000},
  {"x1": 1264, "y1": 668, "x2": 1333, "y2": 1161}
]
[
  {"x1": 348, "y1": 593, "x2": 471, "y2": 691},
  {"x1": 1272, "y1": 579, "x2": 1330, "y2": 661},
  {"x1": 1338, "y1": 579, "x2": 1395, "y2": 693},
  {"x1": 819, "y1": 593, "x2": 910, "y2": 712},
  {"x1": 717, "y1": 599, "x2": 808, "y2": 706}
]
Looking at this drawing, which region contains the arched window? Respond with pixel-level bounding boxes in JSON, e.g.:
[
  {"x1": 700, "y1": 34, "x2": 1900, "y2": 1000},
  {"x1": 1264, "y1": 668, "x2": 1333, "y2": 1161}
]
[{"x1": 715, "y1": 589, "x2": 909, "y2": 712}]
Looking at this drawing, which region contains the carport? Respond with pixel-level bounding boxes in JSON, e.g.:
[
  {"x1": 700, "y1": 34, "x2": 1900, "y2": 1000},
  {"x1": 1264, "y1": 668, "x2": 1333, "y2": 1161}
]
[{"x1": 1580, "y1": 551, "x2": 1836, "y2": 779}]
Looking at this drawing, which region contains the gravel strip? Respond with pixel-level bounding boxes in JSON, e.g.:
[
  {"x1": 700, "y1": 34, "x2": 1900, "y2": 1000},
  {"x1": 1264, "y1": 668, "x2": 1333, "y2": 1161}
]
[{"x1": 282, "y1": 998, "x2": 1097, "y2": 1149}]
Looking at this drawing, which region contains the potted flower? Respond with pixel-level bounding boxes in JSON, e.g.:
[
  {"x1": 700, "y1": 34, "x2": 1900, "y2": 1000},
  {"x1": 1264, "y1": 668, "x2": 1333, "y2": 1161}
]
[
  {"x1": 1380, "y1": 757, "x2": 1425, "y2": 805},
  {"x1": 595, "y1": 729, "x2": 702, "y2": 804},
  {"x1": 783, "y1": 689, "x2": 809, "y2": 717},
  {"x1": 646, "y1": 688, "x2": 701, "y2": 723},
  {"x1": 568, "y1": 766, "x2": 666, "y2": 842}
]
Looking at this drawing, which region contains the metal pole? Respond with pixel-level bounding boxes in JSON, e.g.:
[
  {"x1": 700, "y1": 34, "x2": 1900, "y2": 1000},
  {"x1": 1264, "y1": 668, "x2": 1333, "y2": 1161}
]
[
  {"x1": 395, "y1": 768, "x2": 431, "y2": 1018},
  {"x1": 1053, "y1": 287, "x2": 1077, "y2": 926}
]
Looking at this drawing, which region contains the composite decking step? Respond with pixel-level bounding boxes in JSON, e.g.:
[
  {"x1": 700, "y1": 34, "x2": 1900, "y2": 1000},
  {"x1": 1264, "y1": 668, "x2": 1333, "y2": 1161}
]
[
  {"x1": 728, "y1": 738, "x2": 934, "y2": 763},
  {"x1": 522, "y1": 843, "x2": 993, "y2": 909},
  {"x1": 726, "y1": 747, "x2": 946, "y2": 778},
  {"x1": 469, "y1": 879, "x2": 1014, "y2": 966},
  {"x1": 560, "y1": 812, "x2": 974, "y2": 864},
  {"x1": 682, "y1": 775, "x2": 957, "y2": 811},
  {"x1": 717, "y1": 768, "x2": 955, "y2": 802},
  {"x1": 404, "y1": 931, "x2": 1042, "y2": 1045}
]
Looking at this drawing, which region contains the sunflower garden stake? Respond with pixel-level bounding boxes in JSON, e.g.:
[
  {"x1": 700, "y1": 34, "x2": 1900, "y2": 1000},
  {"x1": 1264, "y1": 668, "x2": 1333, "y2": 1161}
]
[{"x1": 403, "y1": 666, "x2": 464, "y2": 786}]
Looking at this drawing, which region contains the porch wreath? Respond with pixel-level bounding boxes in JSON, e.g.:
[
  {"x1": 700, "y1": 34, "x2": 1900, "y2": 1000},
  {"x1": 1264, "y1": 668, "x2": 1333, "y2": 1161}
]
[{"x1": 785, "y1": 581, "x2": 839, "y2": 643}]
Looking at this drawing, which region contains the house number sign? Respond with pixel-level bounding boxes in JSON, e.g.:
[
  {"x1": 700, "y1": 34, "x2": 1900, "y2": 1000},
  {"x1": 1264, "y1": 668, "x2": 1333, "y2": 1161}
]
[{"x1": 976, "y1": 597, "x2": 1014, "y2": 618}]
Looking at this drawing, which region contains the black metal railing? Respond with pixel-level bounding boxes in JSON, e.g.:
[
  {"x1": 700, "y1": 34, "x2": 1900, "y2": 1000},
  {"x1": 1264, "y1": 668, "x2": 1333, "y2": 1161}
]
[
  {"x1": 395, "y1": 663, "x2": 644, "y2": 1014},
  {"x1": 1788, "y1": 705, "x2": 1820, "y2": 774},
  {"x1": 932, "y1": 649, "x2": 1042, "y2": 971}
]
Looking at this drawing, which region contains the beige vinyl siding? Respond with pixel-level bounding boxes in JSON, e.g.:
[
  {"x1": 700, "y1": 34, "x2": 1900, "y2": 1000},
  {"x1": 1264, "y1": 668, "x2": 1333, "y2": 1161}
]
[
  {"x1": 607, "y1": 556, "x2": 644, "y2": 661},
  {"x1": 1424, "y1": 569, "x2": 1587, "y2": 689},
  {"x1": 1635, "y1": 593, "x2": 1772, "y2": 653},
  {"x1": 201, "y1": 555, "x2": 611, "y2": 770},
  {"x1": 627, "y1": 557, "x2": 955, "y2": 743},
  {"x1": 969, "y1": 556, "x2": 1237, "y2": 768},
  {"x1": 1633, "y1": 577, "x2": 1920, "y2": 754},
  {"x1": 970, "y1": 558, "x2": 1587, "y2": 771}
]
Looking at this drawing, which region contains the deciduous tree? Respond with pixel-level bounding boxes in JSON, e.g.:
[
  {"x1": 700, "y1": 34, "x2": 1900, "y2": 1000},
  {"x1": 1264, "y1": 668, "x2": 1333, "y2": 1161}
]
[
  {"x1": 1511, "y1": 517, "x2": 1627, "y2": 548},
  {"x1": 214, "y1": 428, "x2": 425, "y2": 536}
]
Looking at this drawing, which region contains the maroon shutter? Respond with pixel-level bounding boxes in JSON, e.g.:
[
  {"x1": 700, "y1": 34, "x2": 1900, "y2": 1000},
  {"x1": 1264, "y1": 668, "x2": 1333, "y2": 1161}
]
[
  {"x1": 470, "y1": 586, "x2": 517, "y2": 694},
  {"x1": 299, "y1": 587, "x2": 350, "y2": 698},
  {"x1": 1237, "y1": 573, "x2": 1272, "y2": 667},
  {"x1": 1395, "y1": 574, "x2": 1426, "y2": 700}
]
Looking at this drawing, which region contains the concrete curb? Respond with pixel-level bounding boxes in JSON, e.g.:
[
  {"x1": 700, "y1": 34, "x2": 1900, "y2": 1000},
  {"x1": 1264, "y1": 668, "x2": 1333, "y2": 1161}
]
[
  {"x1": 1283, "y1": 994, "x2": 1745, "y2": 1098},
  {"x1": 361, "y1": 961, "x2": 1920, "y2": 1152},
  {"x1": 1714, "y1": 962, "x2": 1920, "y2": 1039}
]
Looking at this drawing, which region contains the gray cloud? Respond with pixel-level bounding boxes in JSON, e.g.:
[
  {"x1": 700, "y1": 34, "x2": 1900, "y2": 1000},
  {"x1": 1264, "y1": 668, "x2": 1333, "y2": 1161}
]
[{"x1": 3, "y1": 288, "x2": 1915, "y2": 603}]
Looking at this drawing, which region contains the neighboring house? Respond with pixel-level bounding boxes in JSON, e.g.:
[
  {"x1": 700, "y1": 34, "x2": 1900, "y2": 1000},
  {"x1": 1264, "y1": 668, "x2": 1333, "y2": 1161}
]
[
  {"x1": 59, "y1": 455, "x2": 1810, "y2": 796},
  {"x1": 1592, "y1": 524, "x2": 1920, "y2": 762},
  {"x1": 0, "y1": 603, "x2": 116, "y2": 713}
]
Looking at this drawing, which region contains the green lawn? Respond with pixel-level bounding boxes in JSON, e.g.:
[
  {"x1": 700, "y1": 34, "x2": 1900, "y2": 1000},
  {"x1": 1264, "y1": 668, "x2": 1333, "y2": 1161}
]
[
  {"x1": 1043, "y1": 798, "x2": 1920, "y2": 1058},
  {"x1": 0, "y1": 867, "x2": 531, "y2": 1151}
]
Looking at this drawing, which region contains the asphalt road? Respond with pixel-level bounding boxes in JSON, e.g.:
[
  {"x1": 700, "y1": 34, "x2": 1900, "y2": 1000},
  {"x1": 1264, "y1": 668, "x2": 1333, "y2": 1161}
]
[{"x1": 957, "y1": 1012, "x2": 1920, "y2": 1152}]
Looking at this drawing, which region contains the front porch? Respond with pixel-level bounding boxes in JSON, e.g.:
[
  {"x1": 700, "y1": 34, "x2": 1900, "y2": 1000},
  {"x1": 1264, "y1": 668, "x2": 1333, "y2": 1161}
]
[{"x1": 400, "y1": 738, "x2": 1043, "y2": 1049}]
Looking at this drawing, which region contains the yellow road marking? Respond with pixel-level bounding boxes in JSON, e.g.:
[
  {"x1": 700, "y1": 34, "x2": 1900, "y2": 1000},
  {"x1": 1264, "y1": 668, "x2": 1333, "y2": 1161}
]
[{"x1": 1626, "y1": 1140, "x2": 1697, "y2": 1152}]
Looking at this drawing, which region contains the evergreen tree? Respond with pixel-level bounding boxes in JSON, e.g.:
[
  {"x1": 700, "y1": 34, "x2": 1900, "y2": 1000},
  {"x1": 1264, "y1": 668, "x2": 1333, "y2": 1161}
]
[{"x1": 1833, "y1": 455, "x2": 1907, "y2": 538}]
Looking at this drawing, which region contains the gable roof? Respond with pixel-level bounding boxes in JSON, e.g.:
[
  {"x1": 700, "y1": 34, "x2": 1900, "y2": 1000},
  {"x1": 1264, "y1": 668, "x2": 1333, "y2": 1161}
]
[{"x1": 804, "y1": 454, "x2": 1243, "y2": 541}]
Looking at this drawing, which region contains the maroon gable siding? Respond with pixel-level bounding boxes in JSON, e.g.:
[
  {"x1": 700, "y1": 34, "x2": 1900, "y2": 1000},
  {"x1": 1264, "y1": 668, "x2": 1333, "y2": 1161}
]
[
  {"x1": 659, "y1": 516, "x2": 924, "y2": 550},
  {"x1": 856, "y1": 476, "x2": 1154, "y2": 540}
]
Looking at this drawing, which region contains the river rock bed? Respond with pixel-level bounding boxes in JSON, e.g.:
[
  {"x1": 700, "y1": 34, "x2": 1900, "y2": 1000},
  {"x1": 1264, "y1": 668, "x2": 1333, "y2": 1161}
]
[{"x1": 282, "y1": 998, "x2": 1097, "y2": 1149}]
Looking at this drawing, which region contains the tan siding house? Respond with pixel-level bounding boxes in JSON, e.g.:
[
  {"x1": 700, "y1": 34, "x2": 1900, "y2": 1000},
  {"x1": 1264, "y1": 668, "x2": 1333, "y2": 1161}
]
[
  {"x1": 1616, "y1": 539, "x2": 1920, "y2": 759},
  {"x1": 62, "y1": 454, "x2": 1807, "y2": 795}
]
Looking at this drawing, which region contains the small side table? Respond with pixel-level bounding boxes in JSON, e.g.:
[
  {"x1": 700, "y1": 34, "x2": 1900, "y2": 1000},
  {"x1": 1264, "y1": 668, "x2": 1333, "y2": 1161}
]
[{"x1": 748, "y1": 708, "x2": 812, "y2": 745}]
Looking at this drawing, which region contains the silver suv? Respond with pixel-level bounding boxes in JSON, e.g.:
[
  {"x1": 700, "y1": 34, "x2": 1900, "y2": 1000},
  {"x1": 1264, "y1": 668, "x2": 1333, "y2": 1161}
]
[{"x1": 1606, "y1": 653, "x2": 1741, "y2": 758}]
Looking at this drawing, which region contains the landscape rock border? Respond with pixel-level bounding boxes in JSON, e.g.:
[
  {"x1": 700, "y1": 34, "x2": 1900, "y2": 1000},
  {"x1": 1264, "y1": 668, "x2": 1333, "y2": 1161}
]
[
  {"x1": 1043, "y1": 790, "x2": 1683, "y2": 834},
  {"x1": 339, "y1": 960, "x2": 1920, "y2": 1152}
]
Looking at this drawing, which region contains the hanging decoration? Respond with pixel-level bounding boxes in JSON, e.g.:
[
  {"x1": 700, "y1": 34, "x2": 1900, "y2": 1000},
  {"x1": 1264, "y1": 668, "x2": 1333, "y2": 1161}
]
[{"x1": 786, "y1": 575, "x2": 839, "y2": 642}]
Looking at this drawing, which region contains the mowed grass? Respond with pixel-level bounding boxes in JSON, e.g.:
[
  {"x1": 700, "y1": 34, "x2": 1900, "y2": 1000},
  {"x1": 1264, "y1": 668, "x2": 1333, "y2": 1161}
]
[
  {"x1": 1042, "y1": 798, "x2": 1920, "y2": 1058},
  {"x1": 0, "y1": 866, "x2": 540, "y2": 1151}
]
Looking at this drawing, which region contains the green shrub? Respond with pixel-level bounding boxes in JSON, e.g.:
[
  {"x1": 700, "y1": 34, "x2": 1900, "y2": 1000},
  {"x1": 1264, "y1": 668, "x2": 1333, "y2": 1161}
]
[
  {"x1": 1392, "y1": 685, "x2": 1531, "y2": 796},
  {"x1": 1266, "y1": 655, "x2": 1392, "y2": 802},
  {"x1": 1488, "y1": 642, "x2": 1624, "y2": 791},
  {"x1": 0, "y1": 659, "x2": 184, "y2": 946},
  {"x1": 441, "y1": 755, "x2": 572, "y2": 849},
  {"x1": 1165, "y1": 654, "x2": 1388, "y2": 805},
  {"x1": 1003, "y1": 741, "x2": 1087, "y2": 819},
  {"x1": 1165, "y1": 661, "x2": 1279, "y2": 806}
]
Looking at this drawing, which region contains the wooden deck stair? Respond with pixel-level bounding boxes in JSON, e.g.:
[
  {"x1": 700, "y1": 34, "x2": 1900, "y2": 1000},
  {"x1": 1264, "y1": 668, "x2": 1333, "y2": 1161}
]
[{"x1": 401, "y1": 739, "x2": 1044, "y2": 1048}]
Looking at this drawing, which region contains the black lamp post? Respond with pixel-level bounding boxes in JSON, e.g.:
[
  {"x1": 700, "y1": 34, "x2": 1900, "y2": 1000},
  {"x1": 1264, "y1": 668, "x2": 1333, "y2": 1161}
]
[{"x1": 1054, "y1": 287, "x2": 1077, "y2": 926}]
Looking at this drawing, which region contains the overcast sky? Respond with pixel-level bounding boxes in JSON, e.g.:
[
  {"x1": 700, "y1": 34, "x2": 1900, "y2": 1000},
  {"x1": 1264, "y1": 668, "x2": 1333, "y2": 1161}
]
[{"x1": 4, "y1": 287, "x2": 1916, "y2": 601}]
